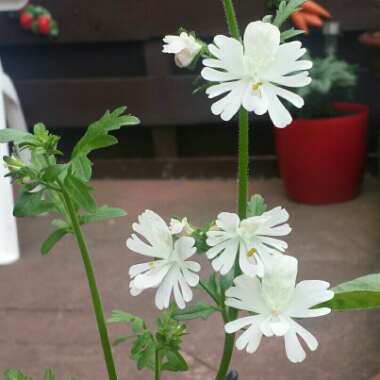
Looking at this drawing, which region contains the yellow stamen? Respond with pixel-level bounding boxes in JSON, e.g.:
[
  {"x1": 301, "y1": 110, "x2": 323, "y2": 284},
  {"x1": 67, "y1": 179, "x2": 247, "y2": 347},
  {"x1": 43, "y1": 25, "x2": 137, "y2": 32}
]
[
  {"x1": 247, "y1": 248, "x2": 257, "y2": 257},
  {"x1": 272, "y1": 308, "x2": 280, "y2": 316},
  {"x1": 148, "y1": 262, "x2": 155, "y2": 268},
  {"x1": 252, "y1": 82, "x2": 263, "y2": 92}
]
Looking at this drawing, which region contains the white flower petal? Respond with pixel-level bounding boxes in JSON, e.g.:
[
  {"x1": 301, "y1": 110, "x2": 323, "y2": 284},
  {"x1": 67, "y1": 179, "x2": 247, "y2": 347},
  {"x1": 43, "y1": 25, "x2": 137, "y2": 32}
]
[
  {"x1": 173, "y1": 280, "x2": 186, "y2": 309},
  {"x1": 263, "y1": 85, "x2": 293, "y2": 128},
  {"x1": 242, "y1": 84, "x2": 268, "y2": 115},
  {"x1": 201, "y1": 67, "x2": 241, "y2": 82},
  {"x1": 266, "y1": 83, "x2": 304, "y2": 109},
  {"x1": 225, "y1": 315, "x2": 258, "y2": 333},
  {"x1": 243, "y1": 21, "x2": 280, "y2": 64},
  {"x1": 216, "y1": 212, "x2": 240, "y2": 232},
  {"x1": 271, "y1": 71, "x2": 312, "y2": 88},
  {"x1": 284, "y1": 328, "x2": 306, "y2": 363},
  {"x1": 175, "y1": 236, "x2": 196, "y2": 260},
  {"x1": 184, "y1": 261, "x2": 201, "y2": 272},
  {"x1": 206, "y1": 81, "x2": 240, "y2": 99},
  {"x1": 155, "y1": 267, "x2": 176, "y2": 310},
  {"x1": 133, "y1": 263, "x2": 171, "y2": 289},
  {"x1": 236, "y1": 322, "x2": 264, "y2": 353},
  {"x1": 290, "y1": 319, "x2": 319, "y2": 351}
]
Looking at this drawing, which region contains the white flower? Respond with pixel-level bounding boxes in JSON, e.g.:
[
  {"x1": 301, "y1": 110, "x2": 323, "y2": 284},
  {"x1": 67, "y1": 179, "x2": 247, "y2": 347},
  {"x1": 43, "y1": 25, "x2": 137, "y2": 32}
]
[
  {"x1": 206, "y1": 207, "x2": 291, "y2": 277},
  {"x1": 224, "y1": 255, "x2": 334, "y2": 363},
  {"x1": 169, "y1": 217, "x2": 194, "y2": 236},
  {"x1": 127, "y1": 210, "x2": 201, "y2": 310},
  {"x1": 162, "y1": 32, "x2": 202, "y2": 68},
  {"x1": 201, "y1": 21, "x2": 312, "y2": 127}
]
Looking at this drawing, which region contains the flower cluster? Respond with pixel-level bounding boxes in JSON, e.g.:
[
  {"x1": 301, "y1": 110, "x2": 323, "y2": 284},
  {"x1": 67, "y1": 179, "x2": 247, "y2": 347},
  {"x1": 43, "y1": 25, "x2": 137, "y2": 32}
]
[
  {"x1": 126, "y1": 204, "x2": 333, "y2": 362},
  {"x1": 163, "y1": 22, "x2": 312, "y2": 128}
]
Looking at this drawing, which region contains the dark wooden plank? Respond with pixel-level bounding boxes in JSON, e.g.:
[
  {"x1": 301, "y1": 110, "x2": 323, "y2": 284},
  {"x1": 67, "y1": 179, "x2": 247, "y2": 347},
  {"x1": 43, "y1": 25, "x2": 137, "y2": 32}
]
[
  {"x1": 14, "y1": 77, "x2": 215, "y2": 127},
  {"x1": 92, "y1": 156, "x2": 279, "y2": 179},
  {"x1": 0, "y1": 0, "x2": 376, "y2": 46}
]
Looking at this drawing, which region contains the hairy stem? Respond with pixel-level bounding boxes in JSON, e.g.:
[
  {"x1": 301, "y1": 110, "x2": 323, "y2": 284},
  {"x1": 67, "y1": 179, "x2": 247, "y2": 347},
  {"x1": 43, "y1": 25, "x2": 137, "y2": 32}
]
[
  {"x1": 215, "y1": 2, "x2": 250, "y2": 380},
  {"x1": 61, "y1": 188, "x2": 118, "y2": 380}
]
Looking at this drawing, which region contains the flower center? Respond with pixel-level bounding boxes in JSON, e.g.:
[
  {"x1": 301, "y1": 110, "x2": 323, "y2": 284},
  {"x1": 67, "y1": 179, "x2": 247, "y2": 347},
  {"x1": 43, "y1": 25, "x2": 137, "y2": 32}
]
[
  {"x1": 238, "y1": 219, "x2": 259, "y2": 242},
  {"x1": 252, "y1": 82, "x2": 263, "y2": 92},
  {"x1": 271, "y1": 308, "x2": 281, "y2": 316},
  {"x1": 247, "y1": 247, "x2": 257, "y2": 257}
]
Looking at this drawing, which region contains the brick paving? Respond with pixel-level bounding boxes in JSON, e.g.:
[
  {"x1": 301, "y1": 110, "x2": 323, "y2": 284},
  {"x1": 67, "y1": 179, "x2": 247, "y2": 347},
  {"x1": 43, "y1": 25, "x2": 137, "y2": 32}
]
[{"x1": 0, "y1": 178, "x2": 379, "y2": 380}]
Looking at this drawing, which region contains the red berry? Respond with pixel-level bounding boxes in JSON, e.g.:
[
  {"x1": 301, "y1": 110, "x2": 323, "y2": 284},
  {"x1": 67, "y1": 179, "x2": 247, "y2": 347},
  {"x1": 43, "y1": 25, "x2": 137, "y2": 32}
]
[
  {"x1": 37, "y1": 15, "x2": 51, "y2": 35},
  {"x1": 20, "y1": 12, "x2": 33, "y2": 30}
]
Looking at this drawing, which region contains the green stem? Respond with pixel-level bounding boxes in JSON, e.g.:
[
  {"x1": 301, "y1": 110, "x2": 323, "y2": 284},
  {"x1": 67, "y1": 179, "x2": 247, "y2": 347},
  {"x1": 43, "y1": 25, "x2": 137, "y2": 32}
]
[
  {"x1": 61, "y1": 188, "x2": 118, "y2": 380},
  {"x1": 155, "y1": 349, "x2": 161, "y2": 380},
  {"x1": 215, "y1": 2, "x2": 251, "y2": 380},
  {"x1": 237, "y1": 109, "x2": 250, "y2": 221},
  {"x1": 222, "y1": 0, "x2": 240, "y2": 39}
]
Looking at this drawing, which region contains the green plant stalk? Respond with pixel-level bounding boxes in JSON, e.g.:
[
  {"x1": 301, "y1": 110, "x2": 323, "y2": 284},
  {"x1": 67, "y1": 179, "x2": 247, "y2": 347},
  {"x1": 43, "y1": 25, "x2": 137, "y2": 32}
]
[
  {"x1": 155, "y1": 349, "x2": 161, "y2": 380},
  {"x1": 214, "y1": 2, "x2": 250, "y2": 380},
  {"x1": 61, "y1": 187, "x2": 118, "y2": 380}
]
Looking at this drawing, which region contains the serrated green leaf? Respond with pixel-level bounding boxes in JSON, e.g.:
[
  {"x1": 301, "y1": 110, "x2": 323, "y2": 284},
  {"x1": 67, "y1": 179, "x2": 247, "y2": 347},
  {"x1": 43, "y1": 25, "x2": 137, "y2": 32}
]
[
  {"x1": 318, "y1": 274, "x2": 380, "y2": 311},
  {"x1": 273, "y1": 0, "x2": 306, "y2": 27},
  {"x1": 14, "y1": 190, "x2": 55, "y2": 217},
  {"x1": 0, "y1": 129, "x2": 34, "y2": 144},
  {"x1": 71, "y1": 107, "x2": 140, "y2": 181},
  {"x1": 247, "y1": 194, "x2": 267, "y2": 217},
  {"x1": 173, "y1": 301, "x2": 220, "y2": 321},
  {"x1": 162, "y1": 350, "x2": 189, "y2": 372},
  {"x1": 80, "y1": 205, "x2": 127, "y2": 225},
  {"x1": 41, "y1": 228, "x2": 68, "y2": 255},
  {"x1": 64, "y1": 174, "x2": 96, "y2": 213},
  {"x1": 43, "y1": 369, "x2": 55, "y2": 380}
]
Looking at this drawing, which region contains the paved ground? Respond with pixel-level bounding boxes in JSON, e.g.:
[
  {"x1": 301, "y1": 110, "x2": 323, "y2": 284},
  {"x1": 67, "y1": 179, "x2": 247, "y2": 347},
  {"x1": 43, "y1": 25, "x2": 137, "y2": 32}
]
[{"x1": 1, "y1": 178, "x2": 380, "y2": 380}]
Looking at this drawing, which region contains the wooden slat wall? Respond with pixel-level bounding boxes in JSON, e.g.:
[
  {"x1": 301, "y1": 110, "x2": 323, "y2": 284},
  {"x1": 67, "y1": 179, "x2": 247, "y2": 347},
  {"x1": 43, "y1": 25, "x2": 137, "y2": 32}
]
[{"x1": 0, "y1": 0, "x2": 378, "y2": 178}]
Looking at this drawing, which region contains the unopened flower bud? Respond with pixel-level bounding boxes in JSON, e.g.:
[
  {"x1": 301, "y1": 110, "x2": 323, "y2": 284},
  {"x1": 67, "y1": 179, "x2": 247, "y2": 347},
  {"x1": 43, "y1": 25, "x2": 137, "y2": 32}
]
[{"x1": 162, "y1": 32, "x2": 202, "y2": 68}]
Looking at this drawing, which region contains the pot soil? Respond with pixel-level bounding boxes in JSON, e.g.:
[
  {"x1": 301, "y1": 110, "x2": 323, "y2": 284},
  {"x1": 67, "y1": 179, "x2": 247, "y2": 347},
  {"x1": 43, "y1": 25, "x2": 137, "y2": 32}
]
[{"x1": 275, "y1": 102, "x2": 369, "y2": 204}]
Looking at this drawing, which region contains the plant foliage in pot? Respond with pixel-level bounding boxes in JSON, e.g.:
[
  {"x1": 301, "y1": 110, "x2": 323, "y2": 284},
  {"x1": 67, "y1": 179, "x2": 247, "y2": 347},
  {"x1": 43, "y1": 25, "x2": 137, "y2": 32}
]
[{"x1": 275, "y1": 54, "x2": 369, "y2": 204}]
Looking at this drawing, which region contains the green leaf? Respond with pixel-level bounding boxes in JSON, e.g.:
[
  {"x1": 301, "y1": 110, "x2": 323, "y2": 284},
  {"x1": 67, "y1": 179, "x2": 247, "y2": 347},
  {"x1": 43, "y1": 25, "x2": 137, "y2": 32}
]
[
  {"x1": 273, "y1": 0, "x2": 306, "y2": 27},
  {"x1": 220, "y1": 268, "x2": 235, "y2": 292},
  {"x1": 4, "y1": 369, "x2": 32, "y2": 380},
  {"x1": 80, "y1": 205, "x2": 127, "y2": 224},
  {"x1": 41, "y1": 164, "x2": 68, "y2": 182},
  {"x1": 71, "y1": 107, "x2": 140, "y2": 181},
  {"x1": 172, "y1": 301, "x2": 220, "y2": 321},
  {"x1": 41, "y1": 228, "x2": 68, "y2": 255},
  {"x1": 0, "y1": 129, "x2": 33, "y2": 144},
  {"x1": 319, "y1": 274, "x2": 380, "y2": 311},
  {"x1": 247, "y1": 194, "x2": 267, "y2": 217},
  {"x1": 43, "y1": 369, "x2": 55, "y2": 380},
  {"x1": 162, "y1": 350, "x2": 189, "y2": 372},
  {"x1": 14, "y1": 190, "x2": 55, "y2": 217},
  {"x1": 199, "y1": 273, "x2": 219, "y2": 303},
  {"x1": 112, "y1": 336, "x2": 131, "y2": 347},
  {"x1": 281, "y1": 28, "x2": 305, "y2": 42},
  {"x1": 70, "y1": 155, "x2": 92, "y2": 182},
  {"x1": 64, "y1": 173, "x2": 96, "y2": 213}
]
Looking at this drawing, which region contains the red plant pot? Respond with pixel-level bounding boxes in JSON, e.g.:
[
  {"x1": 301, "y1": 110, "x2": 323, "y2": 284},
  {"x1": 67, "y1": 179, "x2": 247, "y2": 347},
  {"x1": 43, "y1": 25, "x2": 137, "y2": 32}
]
[{"x1": 275, "y1": 102, "x2": 369, "y2": 204}]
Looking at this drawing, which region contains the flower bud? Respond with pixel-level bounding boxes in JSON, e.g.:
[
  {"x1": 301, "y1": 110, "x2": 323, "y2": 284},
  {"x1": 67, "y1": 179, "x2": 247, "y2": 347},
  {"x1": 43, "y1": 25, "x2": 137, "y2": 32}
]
[{"x1": 162, "y1": 32, "x2": 202, "y2": 68}]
